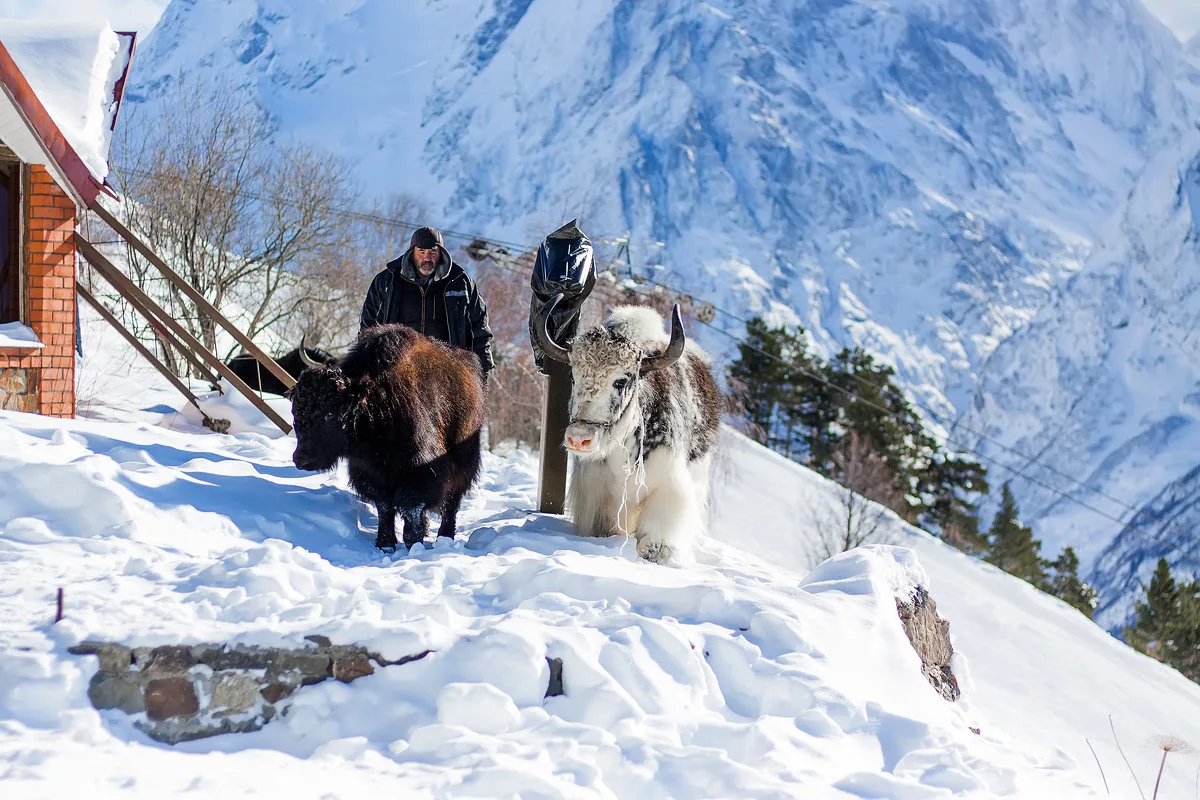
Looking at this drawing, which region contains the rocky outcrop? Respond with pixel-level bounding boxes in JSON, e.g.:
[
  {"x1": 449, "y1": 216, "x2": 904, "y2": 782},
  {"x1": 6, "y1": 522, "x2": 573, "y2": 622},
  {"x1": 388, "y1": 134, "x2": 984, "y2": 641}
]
[
  {"x1": 895, "y1": 587, "x2": 960, "y2": 702},
  {"x1": 69, "y1": 637, "x2": 432, "y2": 744}
]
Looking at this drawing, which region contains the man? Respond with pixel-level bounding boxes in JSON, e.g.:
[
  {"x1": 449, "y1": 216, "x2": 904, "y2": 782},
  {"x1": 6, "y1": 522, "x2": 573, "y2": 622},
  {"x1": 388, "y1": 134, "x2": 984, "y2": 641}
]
[{"x1": 360, "y1": 226, "x2": 494, "y2": 379}]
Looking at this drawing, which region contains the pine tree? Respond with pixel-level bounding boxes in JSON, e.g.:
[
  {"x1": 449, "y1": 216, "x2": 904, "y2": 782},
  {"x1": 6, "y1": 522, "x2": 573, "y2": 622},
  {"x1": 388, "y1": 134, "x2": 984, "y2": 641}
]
[
  {"x1": 1126, "y1": 558, "x2": 1183, "y2": 661},
  {"x1": 727, "y1": 318, "x2": 790, "y2": 448},
  {"x1": 1045, "y1": 546, "x2": 1097, "y2": 616},
  {"x1": 985, "y1": 483, "x2": 1045, "y2": 586}
]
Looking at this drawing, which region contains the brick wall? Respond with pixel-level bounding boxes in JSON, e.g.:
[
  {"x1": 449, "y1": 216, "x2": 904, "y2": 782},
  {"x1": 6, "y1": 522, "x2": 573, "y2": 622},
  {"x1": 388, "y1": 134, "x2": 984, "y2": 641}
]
[{"x1": 0, "y1": 165, "x2": 76, "y2": 417}]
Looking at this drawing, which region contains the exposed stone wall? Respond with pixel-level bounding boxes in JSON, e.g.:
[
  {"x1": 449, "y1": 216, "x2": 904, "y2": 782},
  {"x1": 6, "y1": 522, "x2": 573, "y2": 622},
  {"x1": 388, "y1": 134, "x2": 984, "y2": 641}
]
[
  {"x1": 69, "y1": 638, "x2": 431, "y2": 744},
  {"x1": 0, "y1": 367, "x2": 37, "y2": 412},
  {"x1": 896, "y1": 586, "x2": 960, "y2": 702},
  {"x1": 0, "y1": 165, "x2": 77, "y2": 417}
]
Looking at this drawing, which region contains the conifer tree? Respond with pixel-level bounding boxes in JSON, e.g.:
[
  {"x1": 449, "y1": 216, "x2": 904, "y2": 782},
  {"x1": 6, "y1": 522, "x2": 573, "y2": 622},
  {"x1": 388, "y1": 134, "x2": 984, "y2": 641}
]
[
  {"x1": 1125, "y1": 558, "x2": 1183, "y2": 661},
  {"x1": 985, "y1": 483, "x2": 1045, "y2": 586},
  {"x1": 1044, "y1": 546, "x2": 1097, "y2": 616}
]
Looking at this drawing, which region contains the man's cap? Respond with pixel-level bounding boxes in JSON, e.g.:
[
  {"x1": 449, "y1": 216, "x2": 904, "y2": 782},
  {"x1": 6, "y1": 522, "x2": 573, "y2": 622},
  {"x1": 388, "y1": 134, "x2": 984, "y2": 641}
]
[{"x1": 410, "y1": 226, "x2": 444, "y2": 251}]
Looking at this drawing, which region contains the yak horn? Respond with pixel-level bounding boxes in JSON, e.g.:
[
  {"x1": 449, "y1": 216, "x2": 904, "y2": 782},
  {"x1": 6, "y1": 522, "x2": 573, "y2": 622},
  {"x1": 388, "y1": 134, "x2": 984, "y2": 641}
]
[
  {"x1": 641, "y1": 304, "x2": 686, "y2": 374},
  {"x1": 298, "y1": 334, "x2": 322, "y2": 369},
  {"x1": 533, "y1": 293, "x2": 572, "y2": 364}
]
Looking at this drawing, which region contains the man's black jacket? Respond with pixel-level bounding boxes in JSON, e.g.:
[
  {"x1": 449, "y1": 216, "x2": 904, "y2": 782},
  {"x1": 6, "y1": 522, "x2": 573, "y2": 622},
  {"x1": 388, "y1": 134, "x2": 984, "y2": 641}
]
[{"x1": 359, "y1": 247, "x2": 495, "y2": 375}]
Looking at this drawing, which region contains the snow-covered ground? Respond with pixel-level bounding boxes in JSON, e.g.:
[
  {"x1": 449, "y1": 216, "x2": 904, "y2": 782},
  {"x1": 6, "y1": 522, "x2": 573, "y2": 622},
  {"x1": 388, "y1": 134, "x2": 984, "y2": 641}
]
[{"x1": 2, "y1": 304, "x2": 1200, "y2": 798}]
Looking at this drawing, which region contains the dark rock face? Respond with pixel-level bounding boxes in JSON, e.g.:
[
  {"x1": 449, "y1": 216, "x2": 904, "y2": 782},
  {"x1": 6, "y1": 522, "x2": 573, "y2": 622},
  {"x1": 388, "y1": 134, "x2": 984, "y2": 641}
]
[
  {"x1": 69, "y1": 639, "x2": 432, "y2": 744},
  {"x1": 895, "y1": 586, "x2": 960, "y2": 702}
]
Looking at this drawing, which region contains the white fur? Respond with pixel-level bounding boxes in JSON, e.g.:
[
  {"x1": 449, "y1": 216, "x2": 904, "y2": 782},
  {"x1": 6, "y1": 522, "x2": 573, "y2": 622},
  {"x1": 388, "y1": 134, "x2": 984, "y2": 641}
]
[{"x1": 563, "y1": 305, "x2": 716, "y2": 564}]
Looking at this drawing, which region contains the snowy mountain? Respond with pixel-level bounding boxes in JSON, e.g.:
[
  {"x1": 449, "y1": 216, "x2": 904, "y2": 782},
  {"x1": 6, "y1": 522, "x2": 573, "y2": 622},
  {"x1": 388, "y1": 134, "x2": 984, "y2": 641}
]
[
  {"x1": 3, "y1": 304, "x2": 1200, "y2": 797},
  {"x1": 121, "y1": 2, "x2": 1200, "y2": 618}
]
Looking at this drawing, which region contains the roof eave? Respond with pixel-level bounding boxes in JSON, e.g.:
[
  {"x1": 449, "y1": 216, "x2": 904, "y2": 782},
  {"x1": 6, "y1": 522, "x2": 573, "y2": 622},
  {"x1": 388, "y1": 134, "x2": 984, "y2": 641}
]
[{"x1": 0, "y1": 38, "x2": 104, "y2": 208}]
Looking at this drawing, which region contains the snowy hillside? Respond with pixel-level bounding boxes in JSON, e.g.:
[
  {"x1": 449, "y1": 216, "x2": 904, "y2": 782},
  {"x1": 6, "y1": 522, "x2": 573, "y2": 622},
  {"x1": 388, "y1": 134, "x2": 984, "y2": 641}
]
[
  {"x1": 4, "y1": 307, "x2": 1200, "y2": 797},
  {"x1": 119, "y1": 0, "x2": 1200, "y2": 620}
]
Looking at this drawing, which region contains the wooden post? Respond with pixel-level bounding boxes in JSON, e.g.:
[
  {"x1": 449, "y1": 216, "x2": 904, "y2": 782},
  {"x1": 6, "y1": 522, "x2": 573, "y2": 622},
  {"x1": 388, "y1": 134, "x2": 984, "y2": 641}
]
[{"x1": 538, "y1": 359, "x2": 571, "y2": 514}]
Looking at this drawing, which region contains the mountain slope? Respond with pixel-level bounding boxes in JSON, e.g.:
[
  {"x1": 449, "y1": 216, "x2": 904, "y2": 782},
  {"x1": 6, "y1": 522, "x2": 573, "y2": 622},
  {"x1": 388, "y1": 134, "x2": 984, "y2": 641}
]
[
  {"x1": 128, "y1": 0, "x2": 1190, "y2": 410},
  {"x1": 963, "y1": 135, "x2": 1200, "y2": 629}
]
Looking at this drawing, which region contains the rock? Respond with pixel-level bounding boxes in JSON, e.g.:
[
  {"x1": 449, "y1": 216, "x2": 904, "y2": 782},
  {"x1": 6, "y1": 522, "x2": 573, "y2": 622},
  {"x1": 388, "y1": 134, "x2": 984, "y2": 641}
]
[
  {"x1": 896, "y1": 587, "x2": 960, "y2": 702},
  {"x1": 132, "y1": 648, "x2": 152, "y2": 669},
  {"x1": 70, "y1": 642, "x2": 132, "y2": 674},
  {"x1": 270, "y1": 651, "x2": 331, "y2": 683},
  {"x1": 209, "y1": 646, "x2": 273, "y2": 671},
  {"x1": 332, "y1": 655, "x2": 373, "y2": 683},
  {"x1": 139, "y1": 715, "x2": 263, "y2": 744},
  {"x1": 144, "y1": 677, "x2": 200, "y2": 720},
  {"x1": 143, "y1": 646, "x2": 194, "y2": 677},
  {"x1": 190, "y1": 645, "x2": 223, "y2": 665},
  {"x1": 211, "y1": 673, "x2": 259, "y2": 715},
  {"x1": 373, "y1": 649, "x2": 433, "y2": 667},
  {"x1": 88, "y1": 672, "x2": 145, "y2": 714},
  {"x1": 545, "y1": 657, "x2": 565, "y2": 698},
  {"x1": 259, "y1": 682, "x2": 296, "y2": 704},
  {"x1": 303, "y1": 634, "x2": 332, "y2": 648}
]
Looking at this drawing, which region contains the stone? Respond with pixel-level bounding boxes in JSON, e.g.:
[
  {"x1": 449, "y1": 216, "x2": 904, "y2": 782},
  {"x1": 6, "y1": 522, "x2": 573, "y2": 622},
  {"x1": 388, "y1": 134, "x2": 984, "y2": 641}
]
[
  {"x1": 144, "y1": 677, "x2": 200, "y2": 720},
  {"x1": 139, "y1": 715, "x2": 264, "y2": 745},
  {"x1": 190, "y1": 645, "x2": 223, "y2": 665},
  {"x1": 143, "y1": 646, "x2": 194, "y2": 676},
  {"x1": 303, "y1": 634, "x2": 332, "y2": 648},
  {"x1": 271, "y1": 651, "x2": 331, "y2": 682},
  {"x1": 132, "y1": 648, "x2": 152, "y2": 669},
  {"x1": 259, "y1": 682, "x2": 296, "y2": 704},
  {"x1": 896, "y1": 587, "x2": 960, "y2": 702},
  {"x1": 208, "y1": 646, "x2": 273, "y2": 671},
  {"x1": 94, "y1": 644, "x2": 133, "y2": 674},
  {"x1": 211, "y1": 673, "x2": 259, "y2": 715},
  {"x1": 332, "y1": 656, "x2": 373, "y2": 683},
  {"x1": 0, "y1": 369, "x2": 25, "y2": 394},
  {"x1": 545, "y1": 657, "x2": 565, "y2": 698},
  {"x1": 88, "y1": 672, "x2": 145, "y2": 714},
  {"x1": 373, "y1": 649, "x2": 433, "y2": 667}
]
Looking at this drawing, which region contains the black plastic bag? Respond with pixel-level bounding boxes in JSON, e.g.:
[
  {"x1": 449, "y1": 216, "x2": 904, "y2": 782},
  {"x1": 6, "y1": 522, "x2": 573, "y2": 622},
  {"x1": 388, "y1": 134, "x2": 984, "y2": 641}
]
[{"x1": 529, "y1": 219, "x2": 595, "y2": 373}]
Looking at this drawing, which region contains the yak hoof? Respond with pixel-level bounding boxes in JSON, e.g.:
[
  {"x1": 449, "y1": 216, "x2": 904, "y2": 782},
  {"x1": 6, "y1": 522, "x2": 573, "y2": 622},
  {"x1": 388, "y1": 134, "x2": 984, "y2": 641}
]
[{"x1": 637, "y1": 539, "x2": 672, "y2": 564}]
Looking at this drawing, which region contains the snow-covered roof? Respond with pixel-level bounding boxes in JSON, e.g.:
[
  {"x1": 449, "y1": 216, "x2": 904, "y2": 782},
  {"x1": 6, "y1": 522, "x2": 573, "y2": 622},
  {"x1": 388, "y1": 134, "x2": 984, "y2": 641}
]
[{"x1": 0, "y1": 20, "x2": 135, "y2": 204}]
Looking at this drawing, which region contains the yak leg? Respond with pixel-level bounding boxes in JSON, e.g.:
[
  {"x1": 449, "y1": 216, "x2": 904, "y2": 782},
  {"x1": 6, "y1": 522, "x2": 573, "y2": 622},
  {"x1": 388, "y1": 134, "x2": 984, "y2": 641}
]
[
  {"x1": 437, "y1": 490, "x2": 465, "y2": 539},
  {"x1": 634, "y1": 450, "x2": 702, "y2": 564},
  {"x1": 401, "y1": 507, "x2": 430, "y2": 548},
  {"x1": 375, "y1": 502, "x2": 399, "y2": 551}
]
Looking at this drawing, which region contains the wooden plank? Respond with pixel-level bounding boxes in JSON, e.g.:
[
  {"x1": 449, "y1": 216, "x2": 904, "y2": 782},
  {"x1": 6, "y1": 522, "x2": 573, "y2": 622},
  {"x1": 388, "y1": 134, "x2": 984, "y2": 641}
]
[
  {"x1": 94, "y1": 276, "x2": 223, "y2": 388},
  {"x1": 77, "y1": 284, "x2": 228, "y2": 431},
  {"x1": 90, "y1": 202, "x2": 296, "y2": 390},
  {"x1": 75, "y1": 234, "x2": 293, "y2": 434}
]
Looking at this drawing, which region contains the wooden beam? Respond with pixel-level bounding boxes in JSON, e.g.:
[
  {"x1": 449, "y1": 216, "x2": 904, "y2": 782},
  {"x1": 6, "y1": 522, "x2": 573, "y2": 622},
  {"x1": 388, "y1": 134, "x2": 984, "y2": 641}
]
[
  {"x1": 77, "y1": 284, "x2": 229, "y2": 432},
  {"x1": 90, "y1": 202, "x2": 297, "y2": 390},
  {"x1": 75, "y1": 233, "x2": 293, "y2": 434}
]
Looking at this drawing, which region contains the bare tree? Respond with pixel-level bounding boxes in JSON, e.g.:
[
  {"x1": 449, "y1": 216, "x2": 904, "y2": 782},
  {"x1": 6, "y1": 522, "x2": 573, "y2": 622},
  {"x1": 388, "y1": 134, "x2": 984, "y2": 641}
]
[
  {"x1": 806, "y1": 431, "x2": 899, "y2": 567},
  {"x1": 470, "y1": 251, "x2": 545, "y2": 449},
  {"x1": 108, "y1": 77, "x2": 362, "y2": 371}
]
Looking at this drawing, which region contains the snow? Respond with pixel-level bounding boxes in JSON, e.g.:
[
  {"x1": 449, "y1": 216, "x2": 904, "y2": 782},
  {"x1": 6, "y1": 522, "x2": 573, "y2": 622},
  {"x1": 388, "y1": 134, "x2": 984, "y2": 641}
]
[
  {"x1": 0, "y1": 19, "x2": 131, "y2": 181},
  {"x1": 0, "y1": 321, "x2": 42, "y2": 349},
  {"x1": 3, "y1": 307, "x2": 1200, "y2": 798}
]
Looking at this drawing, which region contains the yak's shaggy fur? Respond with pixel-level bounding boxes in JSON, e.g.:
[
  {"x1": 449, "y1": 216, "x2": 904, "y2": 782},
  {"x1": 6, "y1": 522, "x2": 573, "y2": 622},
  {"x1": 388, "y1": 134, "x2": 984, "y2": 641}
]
[
  {"x1": 289, "y1": 324, "x2": 485, "y2": 550},
  {"x1": 564, "y1": 306, "x2": 721, "y2": 563}
]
